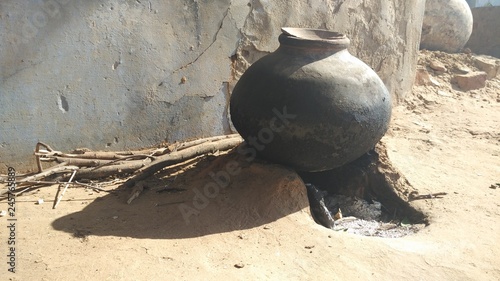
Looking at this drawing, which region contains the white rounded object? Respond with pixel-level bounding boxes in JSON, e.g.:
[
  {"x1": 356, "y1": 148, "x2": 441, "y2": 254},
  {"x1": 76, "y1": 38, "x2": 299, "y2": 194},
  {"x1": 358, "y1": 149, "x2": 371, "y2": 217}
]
[{"x1": 420, "y1": 0, "x2": 473, "y2": 53}]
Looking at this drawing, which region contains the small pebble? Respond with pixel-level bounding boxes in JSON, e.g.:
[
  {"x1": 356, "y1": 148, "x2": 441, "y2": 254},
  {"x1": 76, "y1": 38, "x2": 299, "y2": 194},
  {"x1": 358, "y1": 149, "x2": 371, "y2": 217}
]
[
  {"x1": 112, "y1": 216, "x2": 119, "y2": 219},
  {"x1": 437, "y1": 90, "x2": 452, "y2": 97},
  {"x1": 234, "y1": 263, "x2": 245, "y2": 268},
  {"x1": 0, "y1": 210, "x2": 7, "y2": 217},
  {"x1": 37, "y1": 199, "x2": 44, "y2": 205},
  {"x1": 429, "y1": 60, "x2": 447, "y2": 72}
]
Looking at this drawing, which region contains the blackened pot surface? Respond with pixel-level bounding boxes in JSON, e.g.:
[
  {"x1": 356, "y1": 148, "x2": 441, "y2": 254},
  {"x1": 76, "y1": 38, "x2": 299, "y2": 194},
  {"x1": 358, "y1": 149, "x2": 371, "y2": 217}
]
[{"x1": 230, "y1": 28, "x2": 392, "y2": 172}]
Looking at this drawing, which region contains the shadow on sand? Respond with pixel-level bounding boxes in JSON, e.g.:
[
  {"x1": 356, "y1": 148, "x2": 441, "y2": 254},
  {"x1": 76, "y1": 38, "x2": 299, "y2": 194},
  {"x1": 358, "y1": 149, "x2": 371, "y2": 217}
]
[{"x1": 51, "y1": 151, "x2": 311, "y2": 239}]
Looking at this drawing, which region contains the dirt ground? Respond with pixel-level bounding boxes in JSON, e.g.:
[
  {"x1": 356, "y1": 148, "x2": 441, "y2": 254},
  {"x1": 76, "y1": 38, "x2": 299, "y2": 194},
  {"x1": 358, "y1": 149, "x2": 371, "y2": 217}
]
[{"x1": 1, "y1": 50, "x2": 499, "y2": 280}]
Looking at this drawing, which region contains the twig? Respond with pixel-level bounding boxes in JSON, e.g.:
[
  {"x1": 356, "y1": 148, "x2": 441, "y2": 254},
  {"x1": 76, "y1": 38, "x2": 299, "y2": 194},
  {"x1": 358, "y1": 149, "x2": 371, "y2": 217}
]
[
  {"x1": 39, "y1": 156, "x2": 114, "y2": 167},
  {"x1": 53, "y1": 169, "x2": 77, "y2": 209},
  {"x1": 125, "y1": 136, "x2": 242, "y2": 203},
  {"x1": 17, "y1": 164, "x2": 79, "y2": 183},
  {"x1": 35, "y1": 150, "x2": 142, "y2": 160},
  {"x1": 73, "y1": 181, "x2": 110, "y2": 192},
  {"x1": 171, "y1": 134, "x2": 240, "y2": 151},
  {"x1": 154, "y1": 154, "x2": 206, "y2": 179},
  {"x1": 89, "y1": 154, "x2": 156, "y2": 170},
  {"x1": 127, "y1": 181, "x2": 146, "y2": 204},
  {"x1": 157, "y1": 187, "x2": 186, "y2": 194},
  {"x1": 35, "y1": 142, "x2": 56, "y2": 172},
  {"x1": 11, "y1": 180, "x2": 110, "y2": 193},
  {"x1": 409, "y1": 192, "x2": 447, "y2": 201},
  {"x1": 123, "y1": 136, "x2": 242, "y2": 190},
  {"x1": 8, "y1": 135, "x2": 242, "y2": 202},
  {"x1": 72, "y1": 159, "x2": 151, "y2": 180},
  {"x1": 155, "y1": 201, "x2": 186, "y2": 207}
]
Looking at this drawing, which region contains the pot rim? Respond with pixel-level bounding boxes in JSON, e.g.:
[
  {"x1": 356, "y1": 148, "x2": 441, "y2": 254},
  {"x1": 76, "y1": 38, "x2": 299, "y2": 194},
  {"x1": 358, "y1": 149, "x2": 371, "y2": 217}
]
[{"x1": 280, "y1": 27, "x2": 350, "y2": 49}]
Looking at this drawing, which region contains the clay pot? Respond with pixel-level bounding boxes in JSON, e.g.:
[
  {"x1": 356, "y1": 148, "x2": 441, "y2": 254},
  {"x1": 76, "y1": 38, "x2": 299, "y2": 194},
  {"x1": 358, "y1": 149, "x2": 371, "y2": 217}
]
[
  {"x1": 420, "y1": 0, "x2": 473, "y2": 53},
  {"x1": 230, "y1": 28, "x2": 392, "y2": 172}
]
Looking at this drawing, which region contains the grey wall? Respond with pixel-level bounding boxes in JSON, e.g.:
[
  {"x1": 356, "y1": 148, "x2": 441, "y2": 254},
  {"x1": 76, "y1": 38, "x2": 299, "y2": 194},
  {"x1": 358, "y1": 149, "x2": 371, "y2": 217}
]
[
  {"x1": 465, "y1": 7, "x2": 500, "y2": 58},
  {"x1": 466, "y1": 0, "x2": 500, "y2": 7},
  {"x1": 0, "y1": 0, "x2": 425, "y2": 173}
]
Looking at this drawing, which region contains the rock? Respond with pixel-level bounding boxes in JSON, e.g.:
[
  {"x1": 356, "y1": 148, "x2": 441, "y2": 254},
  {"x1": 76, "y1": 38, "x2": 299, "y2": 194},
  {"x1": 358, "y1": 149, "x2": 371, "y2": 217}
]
[
  {"x1": 415, "y1": 67, "x2": 431, "y2": 86},
  {"x1": 429, "y1": 77, "x2": 441, "y2": 87},
  {"x1": 437, "y1": 90, "x2": 453, "y2": 97},
  {"x1": 421, "y1": 94, "x2": 438, "y2": 105},
  {"x1": 234, "y1": 263, "x2": 245, "y2": 269},
  {"x1": 454, "y1": 72, "x2": 488, "y2": 91},
  {"x1": 429, "y1": 60, "x2": 447, "y2": 73},
  {"x1": 305, "y1": 184, "x2": 335, "y2": 229},
  {"x1": 415, "y1": 67, "x2": 441, "y2": 86},
  {"x1": 473, "y1": 56, "x2": 500, "y2": 79},
  {"x1": 454, "y1": 64, "x2": 471, "y2": 74}
]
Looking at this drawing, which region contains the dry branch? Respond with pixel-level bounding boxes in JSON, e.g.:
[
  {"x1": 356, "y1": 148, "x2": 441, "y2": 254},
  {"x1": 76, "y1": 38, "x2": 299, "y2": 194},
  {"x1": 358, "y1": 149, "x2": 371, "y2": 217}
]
[
  {"x1": 35, "y1": 142, "x2": 56, "y2": 172},
  {"x1": 5, "y1": 134, "x2": 243, "y2": 201},
  {"x1": 40, "y1": 156, "x2": 114, "y2": 167},
  {"x1": 124, "y1": 136, "x2": 243, "y2": 189},
  {"x1": 171, "y1": 134, "x2": 241, "y2": 151},
  {"x1": 73, "y1": 159, "x2": 151, "y2": 180},
  {"x1": 53, "y1": 169, "x2": 77, "y2": 209},
  {"x1": 409, "y1": 192, "x2": 447, "y2": 201},
  {"x1": 18, "y1": 164, "x2": 80, "y2": 183},
  {"x1": 125, "y1": 136, "x2": 243, "y2": 203}
]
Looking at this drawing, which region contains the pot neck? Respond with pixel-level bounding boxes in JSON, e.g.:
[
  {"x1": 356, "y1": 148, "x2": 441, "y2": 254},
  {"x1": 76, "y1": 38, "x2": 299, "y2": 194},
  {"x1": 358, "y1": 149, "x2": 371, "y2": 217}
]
[{"x1": 277, "y1": 28, "x2": 350, "y2": 55}]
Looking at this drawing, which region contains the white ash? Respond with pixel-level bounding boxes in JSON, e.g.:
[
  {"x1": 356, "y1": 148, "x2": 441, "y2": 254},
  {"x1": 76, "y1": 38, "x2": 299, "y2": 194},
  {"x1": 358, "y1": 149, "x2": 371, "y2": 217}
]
[
  {"x1": 325, "y1": 195, "x2": 382, "y2": 221},
  {"x1": 323, "y1": 194, "x2": 425, "y2": 238},
  {"x1": 332, "y1": 218, "x2": 425, "y2": 238}
]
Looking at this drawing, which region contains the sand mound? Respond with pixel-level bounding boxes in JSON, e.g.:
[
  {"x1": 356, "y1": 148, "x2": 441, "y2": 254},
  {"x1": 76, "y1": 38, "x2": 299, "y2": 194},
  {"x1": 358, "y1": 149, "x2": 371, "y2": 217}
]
[{"x1": 52, "y1": 150, "x2": 313, "y2": 239}]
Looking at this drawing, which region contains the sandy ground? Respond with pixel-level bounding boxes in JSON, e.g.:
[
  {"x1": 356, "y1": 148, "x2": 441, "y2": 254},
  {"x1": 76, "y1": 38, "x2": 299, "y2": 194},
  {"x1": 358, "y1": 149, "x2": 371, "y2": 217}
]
[{"x1": 1, "y1": 51, "x2": 499, "y2": 280}]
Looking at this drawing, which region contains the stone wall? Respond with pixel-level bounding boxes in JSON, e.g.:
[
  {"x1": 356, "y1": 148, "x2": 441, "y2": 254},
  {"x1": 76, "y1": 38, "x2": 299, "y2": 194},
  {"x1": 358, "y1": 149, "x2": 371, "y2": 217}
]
[{"x1": 0, "y1": 0, "x2": 425, "y2": 172}]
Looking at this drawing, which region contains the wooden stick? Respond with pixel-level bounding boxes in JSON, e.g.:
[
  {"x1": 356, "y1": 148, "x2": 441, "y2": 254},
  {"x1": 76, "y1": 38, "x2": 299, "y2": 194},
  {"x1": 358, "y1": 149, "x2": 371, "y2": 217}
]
[
  {"x1": 12, "y1": 180, "x2": 110, "y2": 192},
  {"x1": 4, "y1": 135, "x2": 242, "y2": 198},
  {"x1": 35, "y1": 142, "x2": 56, "y2": 173},
  {"x1": 89, "y1": 154, "x2": 156, "y2": 170},
  {"x1": 17, "y1": 164, "x2": 79, "y2": 183},
  {"x1": 125, "y1": 137, "x2": 242, "y2": 204},
  {"x1": 409, "y1": 192, "x2": 447, "y2": 201},
  {"x1": 35, "y1": 150, "x2": 153, "y2": 160},
  {"x1": 127, "y1": 181, "x2": 146, "y2": 204},
  {"x1": 171, "y1": 134, "x2": 241, "y2": 151},
  {"x1": 123, "y1": 136, "x2": 242, "y2": 189},
  {"x1": 50, "y1": 151, "x2": 130, "y2": 160},
  {"x1": 40, "y1": 156, "x2": 114, "y2": 166},
  {"x1": 72, "y1": 159, "x2": 151, "y2": 180},
  {"x1": 73, "y1": 181, "x2": 111, "y2": 192},
  {"x1": 53, "y1": 169, "x2": 77, "y2": 209}
]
